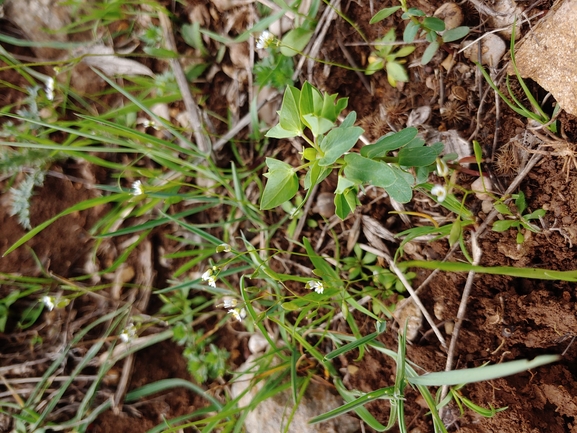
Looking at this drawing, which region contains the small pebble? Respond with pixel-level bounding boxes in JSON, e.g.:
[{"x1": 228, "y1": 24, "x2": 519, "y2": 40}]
[{"x1": 462, "y1": 33, "x2": 506, "y2": 67}]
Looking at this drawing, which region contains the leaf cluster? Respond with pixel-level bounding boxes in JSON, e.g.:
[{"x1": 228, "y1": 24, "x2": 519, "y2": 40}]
[
  {"x1": 261, "y1": 82, "x2": 443, "y2": 218},
  {"x1": 365, "y1": 28, "x2": 415, "y2": 87},
  {"x1": 492, "y1": 191, "x2": 546, "y2": 244},
  {"x1": 370, "y1": 2, "x2": 469, "y2": 65},
  {"x1": 254, "y1": 51, "x2": 294, "y2": 90},
  {"x1": 174, "y1": 323, "x2": 230, "y2": 384}
]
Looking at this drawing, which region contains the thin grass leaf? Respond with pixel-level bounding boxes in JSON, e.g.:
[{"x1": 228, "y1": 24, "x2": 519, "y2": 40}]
[
  {"x1": 324, "y1": 326, "x2": 385, "y2": 360},
  {"x1": 291, "y1": 348, "x2": 299, "y2": 405},
  {"x1": 408, "y1": 354, "x2": 560, "y2": 386},
  {"x1": 95, "y1": 205, "x2": 213, "y2": 237},
  {"x1": 332, "y1": 379, "x2": 391, "y2": 431},
  {"x1": 398, "y1": 260, "x2": 577, "y2": 281},
  {"x1": 309, "y1": 385, "x2": 395, "y2": 425},
  {"x1": 508, "y1": 23, "x2": 549, "y2": 121}
]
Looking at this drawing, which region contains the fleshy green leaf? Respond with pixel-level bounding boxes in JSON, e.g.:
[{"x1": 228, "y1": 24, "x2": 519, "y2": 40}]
[
  {"x1": 421, "y1": 40, "x2": 440, "y2": 65},
  {"x1": 442, "y1": 26, "x2": 470, "y2": 43},
  {"x1": 344, "y1": 153, "x2": 396, "y2": 187},
  {"x1": 515, "y1": 191, "x2": 527, "y2": 214},
  {"x1": 398, "y1": 145, "x2": 440, "y2": 166},
  {"x1": 403, "y1": 20, "x2": 420, "y2": 43},
  {"x1": 321, "y1": 93, "x2": 348, "y2": 122},
  {"x1": 334, "y1": 192, "x2": 353, "y2": 220},
  {"x1": 260, "y1": 158, "x2": 299, "y2": 209},
  {"x1": 334, "y1": 176, "x2": 359, "y2": 219},
  {"x1": 266, "y1": 123, "x2": 299, "y2": 139},
  {"x1": 340, "y1": 111, "x2": 357, "y2": 128},
  {"x1": 402, "y1": 8, "x2": 425, "y2": 18},
  {"x1": 318, "y1": 126, "x2": 363, "y2": 166},
  {"x1": 369, "y1": 6, "x2": 401, "y2": 24},
  {"x1": 361, "y1": 127, "x2": 418, "y2": 158},
  {"x1": 344, "y1": 153, "x2": 413, "y2": 203},
  {"x1": 525, "y1": 208, "x2": 546, "y2": 220},
  {"x1": 280, "y1": 27, "x2": 313, "y2": 57},
  {"x1": 395, "y1": 45, "x2": 416, "y2": 58},
  {"x1": 142, "y1": 47, "x2": 179, "y2": 58},
  {"x1": 386, "y1": 61, "x2": 409, "y2": 86},
  {"x1": 279, "y1": 86, "x2": 303, "y2": 134},
  {"x1": 266, "y1": 85, "x2": 302, "y2": 138},
  {"x1": 302, "y1": 114, "x2": 334, "y2": 137},
  {"x1": 494, "y1": 202, "x2": 513, "y2": 216},
  {"x1": 492, "y1": 220, "x2": 518, "y2": 232},
  {"x1": 423, "y1": 17, "x2": 445, "y2": 32},
  {"x1": 299, "y1": 81, "x2": 323, "y2": 117},
  {"x1": 304, "y1": 161, "x2": 331, "y2": 190}
]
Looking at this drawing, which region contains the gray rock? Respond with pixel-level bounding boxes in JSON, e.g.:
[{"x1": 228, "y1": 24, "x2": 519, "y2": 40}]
[{"x1": 231, "y1": 356, "x2": 359, "y2": 433}]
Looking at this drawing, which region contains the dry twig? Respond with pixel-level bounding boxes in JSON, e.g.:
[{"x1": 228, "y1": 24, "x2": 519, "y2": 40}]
[{"x1": 159, "y1": 12, "x2": 211, "y2": 155}]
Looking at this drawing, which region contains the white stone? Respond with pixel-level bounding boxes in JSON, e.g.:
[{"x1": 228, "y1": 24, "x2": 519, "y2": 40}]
[
  {"x1": 511, "y1": 0, "x2": 577, "y2": 116},
  {"x1": 462, "y1": 33, "x2": 506, "y2": 67},
  {"x1": 231, "y1": 356, "x2": 358, "y2": 433}
]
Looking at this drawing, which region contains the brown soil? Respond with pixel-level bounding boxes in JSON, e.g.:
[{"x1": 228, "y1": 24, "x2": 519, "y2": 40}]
[{"x1": 2, "y1": 1, "x2": 577, "y2": 433}]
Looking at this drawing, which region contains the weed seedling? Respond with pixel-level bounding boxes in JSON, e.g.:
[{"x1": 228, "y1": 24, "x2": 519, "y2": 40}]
[
  {"x1": 262, "y1": 82, "x2": 443, "y2": 218},
  {"x1": 492, "y1": 191, "x2": 546, "y2": 243},
  {"x1": 370, "y1": 1, "x2": 470, "y2": 65},
  {"x1": 365, "y1": 28, "x2": 415, "y2": 86}
]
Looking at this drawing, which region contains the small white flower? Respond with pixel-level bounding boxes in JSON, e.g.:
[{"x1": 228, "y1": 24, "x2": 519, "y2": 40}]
[
  {"x1": 431, "y1": 184, "x2": 447, "y2": 202},
  {"x1": 45, "y1": 78, "x2": 54, "y2": 101},
  {"x1": 436, "y1": 158, "x2": 449, "y2": 177},
  {"x1": 201, "y1": 269, "x2": 213, "y2": 281},
  {"x1": 42, "y1": 296, "x2": 55, "y2": 311},
  {"x1": 119, "y1": 323, "x2": 137, "y2": 343},
  {"x1": 256, "y1": 30, "x2": 275, "y2": 49},
  {"x1": 228, "y1": 308, "x2": 247, "y2": 322},
  {"x1": 221, "y1": 297, "x2": 238, "y2": 309},
  {"x1": 131, "y1": 180, "x2": 144, "y2": 196},
  {"x1": 306, "y1": 280, "x2": 324, "y2": 294},
  {"x1": 201, "y1": 267, "x2": 218, "y2": 288}
]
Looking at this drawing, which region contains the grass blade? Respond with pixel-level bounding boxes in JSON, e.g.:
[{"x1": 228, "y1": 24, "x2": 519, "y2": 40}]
[{"x1": 408, "y1": 354, "x2": 560, "y2": 386}]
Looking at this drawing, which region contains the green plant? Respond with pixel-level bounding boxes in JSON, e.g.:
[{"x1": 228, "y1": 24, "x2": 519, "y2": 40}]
[
  {"x1": 173, "y1": 323, "x2": 230, "y2": 384},
  {"x1": 370, "y1": 1, "x2": 470, "y2": 65},
  {"x1": 254, "y1": 46, "x2": 295, "y2": 90},
  {"x1": 476, "y1": 22, "x2": 559, "y2": 132},
  {"x1": 365, "y1": 28, "x2": 415, "y2": 86},
  {"x1": 342, "y1": 244, "x2": 415, "y2": 293},
  {"x1": 307, "y1": 323, "x2": 558, "y2": 432},
  {"x1": 261, "y1": 81, "x2": 443, "y2": 218},
  {"x1": 492, "y1": 191, "x2": 546, "y2": 243}
]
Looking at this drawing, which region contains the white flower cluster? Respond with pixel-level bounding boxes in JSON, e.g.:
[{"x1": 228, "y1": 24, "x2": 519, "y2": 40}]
[
  {"x1": 42, "y1": 296, "x2": 55, "y2": 311},
  {"x1": 42, "y1": 295, "x2": 70, "y2": 311},
  {"x1": 201, "y1": 266, "x2": 218, "y2": 288},
  {"x1": 306, "y1": 280, "x2": 324, "y2": 294},
  {"x1": 256, "y1": 30, "x2": 275, "y2": 49},
  {"x1": 45, "y1": 78, "x2": 54, "y2": 101},
  {"x1": 218, "y1": 296, "x2": 246, "y2": 322},
  {"x1": 431, "y1": 184, "x2": 447, "y2": 202},
  {"x1": 131, "y1": 180, "x2": 144, "y2": 196},
  {"x1": 228, "y1": 308, "x2": 247, "y2": 322},
  {"x1": 119, "y1": 322, "x2": 137, "y2": 343}
]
